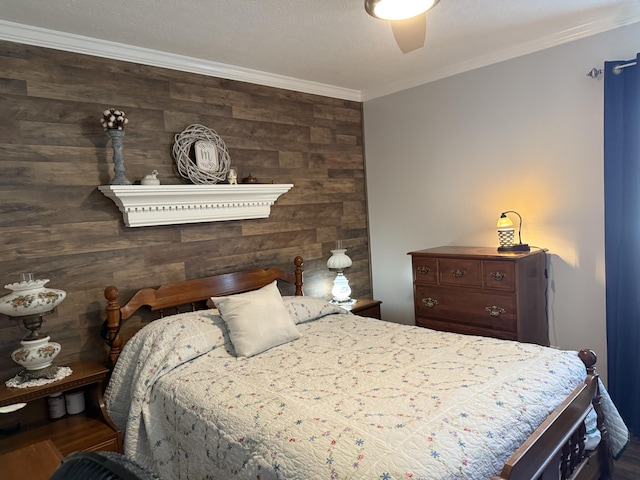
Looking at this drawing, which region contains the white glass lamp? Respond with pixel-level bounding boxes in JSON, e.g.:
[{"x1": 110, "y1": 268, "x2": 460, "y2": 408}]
[
  {"x1": 365, "y1": 0, "x2": 440, "y2": 20},
  {"x1": 0, "y1": 273, "x2": 66, "y2": 383},
  {"x1": 327, "y1": 244, "x2": 355, "y2": 305},
  {"x1": 497, "y1": 211, "x2": 530, "y2": 252}
]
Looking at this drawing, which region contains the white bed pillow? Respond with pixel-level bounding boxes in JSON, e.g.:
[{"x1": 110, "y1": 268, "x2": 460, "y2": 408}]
[
  {"x1": 282, "y1": 296, "x2": 347, "y2": 324},
  {"x1": 212, "y1": 281, "x2": 301, "y2": 357}
]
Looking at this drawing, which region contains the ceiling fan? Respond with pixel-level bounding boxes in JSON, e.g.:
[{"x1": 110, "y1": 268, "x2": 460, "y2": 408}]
[{"x1": 365, "y1": 0, "x2": 440, "y2": 54}]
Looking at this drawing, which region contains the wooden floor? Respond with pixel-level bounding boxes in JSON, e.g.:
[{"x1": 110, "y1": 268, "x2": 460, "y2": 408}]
[{"x1": 611, "y1": 434, "x2": 640, "y2": 479}]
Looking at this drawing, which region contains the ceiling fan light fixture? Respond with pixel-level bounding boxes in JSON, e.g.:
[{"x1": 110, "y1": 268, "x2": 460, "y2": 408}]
[{"x1": 365, "y1": 0, "x2": 439, "y2": 21}]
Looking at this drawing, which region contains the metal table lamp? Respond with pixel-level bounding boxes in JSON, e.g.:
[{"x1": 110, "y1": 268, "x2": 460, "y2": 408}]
[{"x1": 497, "y1": 211, "x2": 530, "y2": 252}]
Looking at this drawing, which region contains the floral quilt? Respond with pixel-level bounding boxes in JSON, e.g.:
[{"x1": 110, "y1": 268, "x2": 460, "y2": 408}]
[{"x1": 105, "y1": 309, "x2": 627, "y2": 480}]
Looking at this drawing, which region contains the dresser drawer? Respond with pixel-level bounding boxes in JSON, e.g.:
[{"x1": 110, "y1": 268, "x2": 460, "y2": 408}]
[
  {"x1": 483, "y1": 261, "x2": 515, "y2": 291},
  {"x1": 86, "y1": 437, "x2": 120, "y2": 452},
  {"x1": 414, "y1": 285, "x2": 516, "y2": 332},
  {"x1": 438, "y1": 258, "x2": 482, "y2": 287},
  {"x1": 412, "y1": 257, "x2": 438, "y2": 284}
]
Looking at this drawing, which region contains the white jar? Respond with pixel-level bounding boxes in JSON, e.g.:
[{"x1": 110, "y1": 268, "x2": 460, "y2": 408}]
[
  {"x1": 65, "y1": 390, "x2": 85, "y2": 415},
  {"x1": 48, "y1": 392, "x2": 66, "y2": 419},
  {"x1": 140, "y1": 170, "x2": 160, "y2": 185}
]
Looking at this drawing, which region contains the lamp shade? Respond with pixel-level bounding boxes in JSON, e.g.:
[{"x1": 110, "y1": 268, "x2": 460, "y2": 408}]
[
  {"x1": 365, "y1": 0, "x2": 439, "y2": 20},
  {"x1": 496, "y1": 215, "x2": 514, "y2": 230},
  {"x1": 327, "y1": 249, "x2": 352, "y2": 271},
  {"x1": 0, "y1": 278, "x2": 66, "y2": 318}
]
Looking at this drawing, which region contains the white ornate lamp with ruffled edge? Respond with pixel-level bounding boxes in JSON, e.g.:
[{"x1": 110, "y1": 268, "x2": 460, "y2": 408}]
[{"x1": 327, "y1": 242, "x2": 356, "y2": 305}]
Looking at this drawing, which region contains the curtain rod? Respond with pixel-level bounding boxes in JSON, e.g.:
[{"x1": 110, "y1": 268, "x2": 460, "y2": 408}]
[{"x1": 587, "y1": 61, "x2": 637, "y2": 79}]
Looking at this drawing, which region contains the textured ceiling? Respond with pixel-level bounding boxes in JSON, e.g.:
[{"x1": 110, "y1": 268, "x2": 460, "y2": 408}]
[{"x1": 1, "y1": 0, "x2": 639, "y2": 100}]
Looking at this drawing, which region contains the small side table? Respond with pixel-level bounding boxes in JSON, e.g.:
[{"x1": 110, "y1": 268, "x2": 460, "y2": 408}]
[
  {"x1": 0, "y1": 440, "x2": 63, "y2": 480},
  {"x1": 344, "y1": 298, "x2": 382, "y2": 319},
  {"x1": 0, "y1": 360, "x2": 122, "y2": 455}
]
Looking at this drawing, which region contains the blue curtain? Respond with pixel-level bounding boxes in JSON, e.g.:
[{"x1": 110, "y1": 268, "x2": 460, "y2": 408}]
[{"x1": 604, "y1": 53, "x2": 640, "y2": 436}]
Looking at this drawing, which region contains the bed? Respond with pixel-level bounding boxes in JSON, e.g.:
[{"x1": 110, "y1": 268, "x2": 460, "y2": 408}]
[{"x1": 101, "y1": 256, "x2": 628, "y2": 480}]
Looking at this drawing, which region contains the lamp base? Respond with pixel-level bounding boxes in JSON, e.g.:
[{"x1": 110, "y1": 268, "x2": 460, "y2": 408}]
[
  {"x1": 11, "y1": 335, "x2": 61, "y2": 372},
  {"x1": 13, "y1": 365, "x2": 61, "y2": 384},
  {"x1": 498, "y1": 243, "x2": 530, "y2": 252}
]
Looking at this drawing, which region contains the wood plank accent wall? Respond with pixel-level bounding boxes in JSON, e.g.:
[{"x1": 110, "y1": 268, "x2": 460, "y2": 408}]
[{"x1": 0, "y1": 41, "x2": 370, "y2": 377}]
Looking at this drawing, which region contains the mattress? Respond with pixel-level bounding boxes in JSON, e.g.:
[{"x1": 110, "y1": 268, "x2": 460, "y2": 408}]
[{"x1": 105, "y1": 305, "x2": 627, "y2": 479}]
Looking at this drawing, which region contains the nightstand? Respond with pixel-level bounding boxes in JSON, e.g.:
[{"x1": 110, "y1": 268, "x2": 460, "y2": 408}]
[
  {"x1": 0, "y1": 360, "x2": 122, "y2": 456},
  {"x1": 344, "y1": 298, "x2": 382, "y2": 319},
  {"x1": 0, "y1": 440, "x2": 63, "y2": 480}
]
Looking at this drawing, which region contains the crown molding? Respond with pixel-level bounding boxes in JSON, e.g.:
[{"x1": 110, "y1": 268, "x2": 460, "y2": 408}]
[
  {"x1": 361, "y1": 5, "x2": 640, "y2": 101},
  {"x1": 0, "y1": 20, "x2": 362, "y2": 102},
  {"x1": 3, "y1": 6, "x2": 640, "y2": 105}
]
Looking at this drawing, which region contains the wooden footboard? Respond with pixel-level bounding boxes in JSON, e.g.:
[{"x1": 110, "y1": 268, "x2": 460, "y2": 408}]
[
  {"x1": 492, "y1": 349, "x2": 613, "y2": 480},
  {"x1": 102, "y1": 256, "x2": 304, "y2": 368}
]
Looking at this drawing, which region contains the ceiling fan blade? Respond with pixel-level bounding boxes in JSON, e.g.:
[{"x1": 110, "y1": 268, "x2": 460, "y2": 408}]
[{"x1": 390, "y1": 13, "x2": 426, "y2": 54}]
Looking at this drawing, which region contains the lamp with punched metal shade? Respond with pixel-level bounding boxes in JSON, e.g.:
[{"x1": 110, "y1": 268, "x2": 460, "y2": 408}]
[{"x1": 497, "y1": 211, "x2": 530, "y2": 252}]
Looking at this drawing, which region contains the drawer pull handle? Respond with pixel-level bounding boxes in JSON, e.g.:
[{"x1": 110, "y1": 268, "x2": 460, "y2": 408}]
[
  {"x1": 485, "y1": 305, "x2": 506, "y2": 317},
  {"x1": 490, "y1": 271, "x2": 506, "y2": 281},
  {"x1": 417, "y1": 266, "x2": 431, "y2": 275},
  {"x1": 451, "y1": 268, "x2": 465, "y2": 278},
  {"x1": 422, "y1": 297, "x2": 439, "y2": 308}
]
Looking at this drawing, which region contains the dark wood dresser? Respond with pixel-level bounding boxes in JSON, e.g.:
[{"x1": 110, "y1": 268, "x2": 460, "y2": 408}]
[{"x1": 408, "y1": 246, "x2": 548, "y2": 345}]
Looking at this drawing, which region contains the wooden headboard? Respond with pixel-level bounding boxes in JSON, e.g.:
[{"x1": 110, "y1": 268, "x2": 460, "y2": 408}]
[{"x1": 103, "y1": 256, "x2": 304, "y2": 368}]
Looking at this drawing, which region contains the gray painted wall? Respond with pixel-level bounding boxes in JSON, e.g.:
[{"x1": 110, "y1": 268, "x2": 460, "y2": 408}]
[{"x1": 363, "y1": 22, "x2": 640, "y2": 384}]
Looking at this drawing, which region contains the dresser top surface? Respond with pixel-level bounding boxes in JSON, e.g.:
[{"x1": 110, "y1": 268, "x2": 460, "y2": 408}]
[{"x1": 408, "y1": 246, "x2": 547, "y2": 259}]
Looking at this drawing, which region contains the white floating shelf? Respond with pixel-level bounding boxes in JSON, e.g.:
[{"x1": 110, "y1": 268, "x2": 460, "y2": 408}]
[{"x1": 98, "y1": 184, "x2": 293, "y2": 227}]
